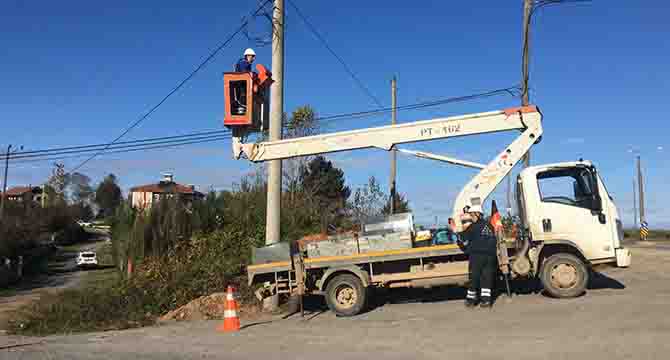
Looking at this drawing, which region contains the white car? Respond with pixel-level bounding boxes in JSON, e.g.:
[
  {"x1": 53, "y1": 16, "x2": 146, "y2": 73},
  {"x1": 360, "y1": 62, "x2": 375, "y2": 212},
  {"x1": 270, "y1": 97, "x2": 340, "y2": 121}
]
[
  {"x1": 76, "y1": 251, "x2": 98, "y2": 268},
  {"x1": 77, "y1": 220, "x2": 92, "y2": 227}
]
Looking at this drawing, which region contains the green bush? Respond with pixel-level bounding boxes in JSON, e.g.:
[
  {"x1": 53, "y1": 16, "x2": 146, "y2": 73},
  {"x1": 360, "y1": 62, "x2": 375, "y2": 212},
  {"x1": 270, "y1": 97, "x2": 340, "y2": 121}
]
[
  {"x1": 8, "y1": 283, "x2": 154, "y2": 335},
  {"x1": 8, "y1": 229, "x2": 256, "y2": 336}
]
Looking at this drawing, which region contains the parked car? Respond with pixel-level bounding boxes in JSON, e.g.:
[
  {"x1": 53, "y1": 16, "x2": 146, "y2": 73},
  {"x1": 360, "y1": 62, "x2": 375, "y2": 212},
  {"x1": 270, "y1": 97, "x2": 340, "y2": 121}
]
[
  {"x1": 77, "y1": 220, "x2": 92, "y2": 228},
  {"x1": 76, "y1": 251, "x2": 98, "y2": 268}
]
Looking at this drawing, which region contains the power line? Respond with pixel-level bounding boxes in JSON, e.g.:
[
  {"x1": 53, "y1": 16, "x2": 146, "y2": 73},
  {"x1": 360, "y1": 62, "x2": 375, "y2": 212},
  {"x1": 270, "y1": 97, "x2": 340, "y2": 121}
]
[
  {"x1": 312, "y1": 85, "x2": 520, "y2": 124},
  {"x1": 9, "y1": 134, "x2": 232, "y2": 166},
  {"x1": 10, "y1": 130, "x2": 230, "y2": 160},
  {"x1": 69, "y1": 0, "x2": 273, "y2": 173},
  {"x1": 287, "y1": 0, "x2": 384, "y2": 108}
]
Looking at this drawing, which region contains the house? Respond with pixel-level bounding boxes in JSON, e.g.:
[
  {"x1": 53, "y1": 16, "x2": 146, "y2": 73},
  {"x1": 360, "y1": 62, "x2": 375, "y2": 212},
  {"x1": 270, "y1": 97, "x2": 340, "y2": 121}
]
[
  {"x1": 1, "y1": 186, "x2": 43, "y2": 204},
  {"x1": 129, "y1": 174, "x2": 204, "y2": 209}
]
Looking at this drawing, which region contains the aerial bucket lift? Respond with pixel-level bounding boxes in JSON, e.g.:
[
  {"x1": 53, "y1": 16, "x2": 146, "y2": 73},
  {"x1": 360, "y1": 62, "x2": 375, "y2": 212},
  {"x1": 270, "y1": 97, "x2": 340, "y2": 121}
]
[{"x1": 223, "y1": 64, "x2": 273, "y2": 136}]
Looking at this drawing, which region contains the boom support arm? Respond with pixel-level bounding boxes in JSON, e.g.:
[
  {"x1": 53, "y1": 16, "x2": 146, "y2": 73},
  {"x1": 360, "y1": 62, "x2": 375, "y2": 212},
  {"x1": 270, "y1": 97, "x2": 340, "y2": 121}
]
[
  {"x1": 233, "y1": 107, "x2": 539, "y2": 162},
  {"x1": 231, "y1": 105, "x2": 542, "y2": 231},
  {"x1": 451, "y1": 109, "x2": 542, "y2": 231}
]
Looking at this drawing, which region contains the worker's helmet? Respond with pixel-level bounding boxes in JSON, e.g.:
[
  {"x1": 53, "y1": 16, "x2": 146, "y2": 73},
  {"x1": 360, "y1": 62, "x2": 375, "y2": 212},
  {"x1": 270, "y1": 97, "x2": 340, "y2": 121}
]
[
  {"x1": 244, "y1": 48, "x2": 256, "y2": 56},
  {"x1": 466, "y1": 205, "x2": 483, "y2": 214}
]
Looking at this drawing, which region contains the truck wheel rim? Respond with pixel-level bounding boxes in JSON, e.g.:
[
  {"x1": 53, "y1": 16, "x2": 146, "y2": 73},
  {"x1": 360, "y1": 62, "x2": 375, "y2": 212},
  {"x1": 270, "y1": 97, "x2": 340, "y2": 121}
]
[
  {"x1": 550, "y1": 263, "x2": 578, "y2": 289},
  {"x1": 335, "y1": 285, "x2": 357, "y2": 309}
]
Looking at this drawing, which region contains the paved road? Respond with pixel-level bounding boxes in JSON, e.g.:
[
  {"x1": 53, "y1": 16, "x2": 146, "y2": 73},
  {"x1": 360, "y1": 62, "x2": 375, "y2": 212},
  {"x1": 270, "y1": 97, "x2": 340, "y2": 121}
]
[{"x1": 3, "y1": 244, "x2": 670, "y2": 360}]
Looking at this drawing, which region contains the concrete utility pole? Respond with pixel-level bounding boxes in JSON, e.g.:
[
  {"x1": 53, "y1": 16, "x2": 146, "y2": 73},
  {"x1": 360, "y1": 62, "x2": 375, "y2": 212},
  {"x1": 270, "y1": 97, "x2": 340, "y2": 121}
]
[
  {"x1": 266, "y1": 0, "x2": 284, "y2": 246},
  {"x1": 264, "y1": 0, "x2": 285, "y2": 312},
  {"x1": 637, "y1": 155, "x2": 645, "y2": 230},
  {"x1": 389, "y1": 76, "x2": 397, "y2": 214},
  {"x1": 632, "y1": 177, "x2": 637, "y2": 228},
  {"x1": 0, "y1": 145, "x2": 11, "y2": 221},
  {"x1": 521, "y1": 0, "x2": 532, "y2": 167}
]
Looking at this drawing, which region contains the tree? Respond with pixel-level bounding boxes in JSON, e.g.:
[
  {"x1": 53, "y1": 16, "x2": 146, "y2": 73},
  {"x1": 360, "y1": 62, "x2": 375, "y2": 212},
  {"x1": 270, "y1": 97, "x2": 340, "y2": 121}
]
[
  {"x1": 299, "y1": 156, "x2": 350, "y2": 234},
  {"x1": 95, "y1": 174, "x2": 122, "y2": 218},
  {"x1": 71, "y1": 202, "x2": 95, "y2": 221},
  {"x1": 283, "y1": 106, "x2": 319, "y2": 199},
  {"x1": 47, "y1": 163, "x2": 67, "y2": 205},
  {"x1": 67, "y1": 172, "x2": 94, "y2": 204},
  {"x1": 382, "y1": 192, "x2": 411, "y2": 215},
  {"x1": 350, "y1": 176, "x2": 385, "y2": 225}
]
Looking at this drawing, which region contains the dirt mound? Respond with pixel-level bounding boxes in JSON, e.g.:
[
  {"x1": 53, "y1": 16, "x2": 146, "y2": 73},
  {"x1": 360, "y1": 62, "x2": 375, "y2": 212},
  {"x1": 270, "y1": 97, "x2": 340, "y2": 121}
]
[{"x1": 159, "y1": 293, "x2": 259, "y2": 322}]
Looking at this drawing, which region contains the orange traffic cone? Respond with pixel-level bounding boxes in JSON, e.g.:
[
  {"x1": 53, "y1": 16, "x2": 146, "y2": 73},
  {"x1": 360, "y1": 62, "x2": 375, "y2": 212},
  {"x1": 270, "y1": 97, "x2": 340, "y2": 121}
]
[{"x1": 217, "y1": 286, "x2": 241, "y2": 332}]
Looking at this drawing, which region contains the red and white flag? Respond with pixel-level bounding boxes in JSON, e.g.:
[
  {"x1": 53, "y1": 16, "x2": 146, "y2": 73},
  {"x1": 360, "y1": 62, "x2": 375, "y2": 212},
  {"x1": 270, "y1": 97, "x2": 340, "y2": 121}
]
[{"x1": 490, "y1": 200, "x2": 503, "y2": 233}]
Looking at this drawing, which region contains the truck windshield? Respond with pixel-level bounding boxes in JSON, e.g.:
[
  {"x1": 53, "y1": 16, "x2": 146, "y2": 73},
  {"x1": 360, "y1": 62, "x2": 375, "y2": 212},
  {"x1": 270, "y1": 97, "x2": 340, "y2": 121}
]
[{"x1": 536, "y1": 167, "x2": 597, "y2": 210}]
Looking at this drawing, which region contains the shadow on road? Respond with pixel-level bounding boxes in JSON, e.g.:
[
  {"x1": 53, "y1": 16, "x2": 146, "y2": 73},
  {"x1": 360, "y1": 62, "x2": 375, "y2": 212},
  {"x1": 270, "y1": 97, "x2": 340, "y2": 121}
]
[
  {"x1": 588, "y1": 271, "x2": 625, "y2": 290},
  {"x1": 273, "y1": 270, "x2": 627, "y2": 318},
  {"x1": 240, "y1": 320, "x2": 274, "y2": 330}
]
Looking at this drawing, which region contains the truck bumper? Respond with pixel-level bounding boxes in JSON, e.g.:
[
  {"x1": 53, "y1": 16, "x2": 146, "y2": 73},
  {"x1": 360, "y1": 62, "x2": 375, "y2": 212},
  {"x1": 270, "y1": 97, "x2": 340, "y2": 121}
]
[{"x1": 615, "y1": 247, "x2": 631, "y2": 267}]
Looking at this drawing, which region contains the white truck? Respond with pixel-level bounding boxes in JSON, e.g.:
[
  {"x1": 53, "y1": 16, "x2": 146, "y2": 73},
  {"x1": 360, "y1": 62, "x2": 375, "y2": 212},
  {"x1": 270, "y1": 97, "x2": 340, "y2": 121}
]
[{"x1": 227, "y1": 104, "x2": 631, "y2": 316}]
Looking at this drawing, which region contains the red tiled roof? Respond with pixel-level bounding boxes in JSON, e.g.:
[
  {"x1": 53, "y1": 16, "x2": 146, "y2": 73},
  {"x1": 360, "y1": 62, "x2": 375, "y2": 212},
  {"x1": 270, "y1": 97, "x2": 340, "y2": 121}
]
[
  {"x1": 2, "y1": 186, "x2": 40, "y2": 196},
  {"x1": 129, "y1": 182, "x2": 203, "y2": 196}
]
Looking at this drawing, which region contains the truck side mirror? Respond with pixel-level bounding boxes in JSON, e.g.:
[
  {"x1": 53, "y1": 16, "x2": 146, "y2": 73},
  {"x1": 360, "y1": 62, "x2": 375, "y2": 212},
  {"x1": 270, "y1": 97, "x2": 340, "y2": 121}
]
[
  {"x1": 591, "y1": 193, "x2": 603, "y2": 212},
  {"x1": 598, "y1": 212, "x2": 607, "y2": 224}
]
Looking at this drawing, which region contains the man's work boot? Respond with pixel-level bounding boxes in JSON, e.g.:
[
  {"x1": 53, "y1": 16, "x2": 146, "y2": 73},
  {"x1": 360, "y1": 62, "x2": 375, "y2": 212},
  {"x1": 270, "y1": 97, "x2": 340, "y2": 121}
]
[
  {"x1": 465, "y1": 289, "x2": 479, "y2": 308},
  {"x1": 479, "y1": 288, "x2": 493, "y2": 308}
]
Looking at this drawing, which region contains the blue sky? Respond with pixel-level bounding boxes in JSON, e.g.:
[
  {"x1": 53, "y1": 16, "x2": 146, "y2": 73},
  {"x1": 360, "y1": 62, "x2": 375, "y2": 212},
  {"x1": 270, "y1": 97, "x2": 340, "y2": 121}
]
[{"x1": 1, "y1": 1, "x2": 668, "y2": 228}]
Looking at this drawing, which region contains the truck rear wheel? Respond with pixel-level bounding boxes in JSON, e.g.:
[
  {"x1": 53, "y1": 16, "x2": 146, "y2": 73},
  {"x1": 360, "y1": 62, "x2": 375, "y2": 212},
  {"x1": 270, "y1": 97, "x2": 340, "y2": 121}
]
[
  {"x1": 325, "y1": 273, "x2": 367, "y2": 317},
  {"x1": 540, "y1": 253, "x2": 589, "y2": 298}
]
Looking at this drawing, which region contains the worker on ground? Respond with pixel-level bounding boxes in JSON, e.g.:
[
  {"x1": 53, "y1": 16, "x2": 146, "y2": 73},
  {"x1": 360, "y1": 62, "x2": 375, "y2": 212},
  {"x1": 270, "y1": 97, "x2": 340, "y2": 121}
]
[
  {"x1": 235, "y1": 48, "x2": 256, "y2": 72},
  {"x1": 459, "y1": 205, "x2": 497, "y2": 308}
]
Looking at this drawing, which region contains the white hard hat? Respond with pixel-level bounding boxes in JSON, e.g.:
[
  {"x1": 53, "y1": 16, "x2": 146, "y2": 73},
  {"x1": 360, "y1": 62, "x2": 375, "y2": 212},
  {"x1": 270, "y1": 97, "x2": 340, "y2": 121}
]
[
  {"x1": 466, "y1": 204, "x2": 483, "y2": 214},
  {"x1": 244, "y1": 48, "x2": 256, "y2": 56}
]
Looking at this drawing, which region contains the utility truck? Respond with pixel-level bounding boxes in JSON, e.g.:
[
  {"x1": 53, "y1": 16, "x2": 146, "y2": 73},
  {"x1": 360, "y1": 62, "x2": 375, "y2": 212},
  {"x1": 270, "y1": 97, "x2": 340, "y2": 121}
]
[{"x1": 222, "y1": 77, "x2": 631, "y2": 316}]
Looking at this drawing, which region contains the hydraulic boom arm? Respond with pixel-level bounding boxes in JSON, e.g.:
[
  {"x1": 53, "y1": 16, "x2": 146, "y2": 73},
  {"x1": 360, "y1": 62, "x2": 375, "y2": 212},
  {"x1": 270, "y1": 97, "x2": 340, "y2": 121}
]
[{"x1": 231, "y1": 105, "x2": 542, "y2": 230}]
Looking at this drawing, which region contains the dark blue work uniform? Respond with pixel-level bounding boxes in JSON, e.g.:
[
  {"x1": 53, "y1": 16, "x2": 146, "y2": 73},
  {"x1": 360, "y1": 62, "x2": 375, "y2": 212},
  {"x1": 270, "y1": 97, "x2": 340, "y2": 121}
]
[
  {"x1": 461, "y1": 218, "x2": 497, "y2": 306},
  {"x1": 235, "y1": 58, "x2": 253, "y2": 72}
]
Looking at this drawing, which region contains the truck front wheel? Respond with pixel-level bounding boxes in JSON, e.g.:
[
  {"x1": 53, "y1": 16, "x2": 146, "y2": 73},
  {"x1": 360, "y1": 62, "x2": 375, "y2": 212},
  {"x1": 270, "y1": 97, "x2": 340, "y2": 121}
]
[
  {"x1": 540, "y1": 253, "x2": 589, "y2": 298},
  {"x1": 325, "y1": 273, "x2": 367, "y2": 317}
]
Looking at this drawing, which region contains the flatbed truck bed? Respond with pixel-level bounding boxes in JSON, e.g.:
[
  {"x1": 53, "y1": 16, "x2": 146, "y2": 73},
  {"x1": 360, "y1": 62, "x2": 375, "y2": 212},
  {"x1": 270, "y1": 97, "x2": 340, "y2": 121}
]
[{"x1": 248, "y1": 243, "x2": 465, "y2": 279}]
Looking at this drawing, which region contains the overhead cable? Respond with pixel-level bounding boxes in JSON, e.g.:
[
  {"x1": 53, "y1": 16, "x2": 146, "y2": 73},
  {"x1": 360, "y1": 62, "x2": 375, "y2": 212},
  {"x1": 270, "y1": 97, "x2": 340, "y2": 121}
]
[
  {"x1": 10, "y1": 134, "x2": 232, "y2": 165},
  {"x1": 69, "y1": 0, "x2": 272, "y2": 173},
  {"x1": 287, "y1": 0, "x2": 384, "y2": 108}
]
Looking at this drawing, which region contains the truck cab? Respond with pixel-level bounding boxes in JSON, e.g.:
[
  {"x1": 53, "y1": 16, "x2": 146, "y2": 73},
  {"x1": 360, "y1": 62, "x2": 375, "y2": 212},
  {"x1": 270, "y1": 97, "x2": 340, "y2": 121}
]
[{"x1": 516, "y1": 161, "x2": 631, "y2": 296}]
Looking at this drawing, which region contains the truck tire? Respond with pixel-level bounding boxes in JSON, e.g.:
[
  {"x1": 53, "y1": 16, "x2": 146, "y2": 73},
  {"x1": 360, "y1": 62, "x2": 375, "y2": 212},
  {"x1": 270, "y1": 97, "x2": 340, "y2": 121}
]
[
  {"x1": 540, "y1": 253, "x2": 589, "y2": 298},
  {"x1": 325, "y1": 273, "x2": 367, "y2": 317}
]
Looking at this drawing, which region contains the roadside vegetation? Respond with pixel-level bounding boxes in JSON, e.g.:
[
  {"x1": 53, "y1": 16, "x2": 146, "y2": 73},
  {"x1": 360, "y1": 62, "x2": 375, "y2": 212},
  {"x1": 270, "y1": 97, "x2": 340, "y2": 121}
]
[
  {"x1": 1, "y1": 170, "x2": 122, "y2": 288},
  {"x1": 7, "y1": 106, "x2": 412, "y2": 335}
]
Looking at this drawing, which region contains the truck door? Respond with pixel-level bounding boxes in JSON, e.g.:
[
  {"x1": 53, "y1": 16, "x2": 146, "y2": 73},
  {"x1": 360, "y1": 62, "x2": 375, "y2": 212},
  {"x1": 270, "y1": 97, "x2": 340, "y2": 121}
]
[{"x1": 534, "y1": 166, "x2": 615, "y2": 260}]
